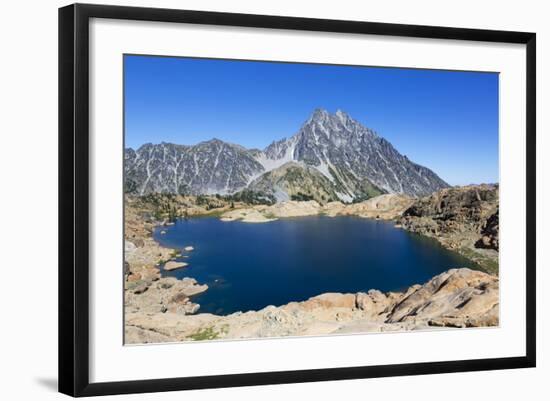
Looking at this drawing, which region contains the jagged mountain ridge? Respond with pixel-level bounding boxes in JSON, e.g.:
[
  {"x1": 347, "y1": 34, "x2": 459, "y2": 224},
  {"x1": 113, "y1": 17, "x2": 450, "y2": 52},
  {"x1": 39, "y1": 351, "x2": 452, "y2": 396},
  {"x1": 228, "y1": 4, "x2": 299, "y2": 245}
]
[
  {"x1": 125, "y1": 139, "x2": 264, "y2": 195},
  {"x1": 124, "y1": 109, "x2": 449, "y2": 201}
]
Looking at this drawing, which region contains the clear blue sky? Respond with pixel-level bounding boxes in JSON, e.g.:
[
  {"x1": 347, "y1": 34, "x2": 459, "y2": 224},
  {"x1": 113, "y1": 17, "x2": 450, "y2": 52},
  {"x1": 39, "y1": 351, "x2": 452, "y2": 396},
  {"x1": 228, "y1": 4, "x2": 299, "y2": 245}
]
[{"x1": 124, "y1": 55, "x2": 499, "y2": 186}]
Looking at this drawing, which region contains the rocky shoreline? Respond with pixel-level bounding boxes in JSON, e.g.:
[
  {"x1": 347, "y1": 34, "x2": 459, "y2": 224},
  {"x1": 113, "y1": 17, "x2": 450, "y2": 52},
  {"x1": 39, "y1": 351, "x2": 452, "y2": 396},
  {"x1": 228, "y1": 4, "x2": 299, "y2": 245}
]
[
  {"x1": 124, "y1": 197, "x2": 210, "y2": 319},
  {"x1": 219, "y1": 185, "x2": 499, "y2": 273},
  {"x1": 126, "y1": 268, "x2": 498, "y2": 343},
  {"x1": 220, "y1": 194, "x2": 414, "y2": 223},
  {"x1": 398, "y1": 184, "x2": 499, "y2": 274},
  {"x1": 124, "y1": 184, "x2": 499, "y2": 343}
]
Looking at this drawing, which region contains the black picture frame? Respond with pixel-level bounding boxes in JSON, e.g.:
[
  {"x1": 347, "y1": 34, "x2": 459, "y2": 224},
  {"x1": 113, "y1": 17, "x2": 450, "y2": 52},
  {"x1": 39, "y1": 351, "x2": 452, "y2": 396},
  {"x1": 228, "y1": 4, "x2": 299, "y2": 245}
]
[{"x1": 59, "y1": 3, "x2": 536, "y2": 397}]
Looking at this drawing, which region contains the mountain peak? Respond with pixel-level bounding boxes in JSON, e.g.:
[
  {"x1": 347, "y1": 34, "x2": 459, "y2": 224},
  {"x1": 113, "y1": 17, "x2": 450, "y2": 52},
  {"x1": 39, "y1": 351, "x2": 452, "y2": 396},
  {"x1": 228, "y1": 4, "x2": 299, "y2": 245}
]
[
  {"x1": 125, "y1": 109, "x2": 449, "y2": 198},
  {"x1": 307, "y1": 108, "x2": 356, "y2": 128},
  {"x1": 335, "y1": 109, "x2": 349, "y2": 120},
  {"x1": 309, "y1": 108, "x2": 330, "y2": 121},
  {"x1": 199, "y1": 138, "x2": 226, "y2": 146},
  {"x1": 302, "y1": 108, "x2": 376, "y2": 139}
]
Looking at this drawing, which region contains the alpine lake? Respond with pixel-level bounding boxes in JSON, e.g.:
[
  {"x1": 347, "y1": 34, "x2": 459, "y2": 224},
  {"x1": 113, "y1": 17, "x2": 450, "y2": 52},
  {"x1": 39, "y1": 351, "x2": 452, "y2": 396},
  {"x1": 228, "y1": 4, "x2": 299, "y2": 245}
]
[{"x1": 154, "y1": 215, "x2": 477, "y2": 315}]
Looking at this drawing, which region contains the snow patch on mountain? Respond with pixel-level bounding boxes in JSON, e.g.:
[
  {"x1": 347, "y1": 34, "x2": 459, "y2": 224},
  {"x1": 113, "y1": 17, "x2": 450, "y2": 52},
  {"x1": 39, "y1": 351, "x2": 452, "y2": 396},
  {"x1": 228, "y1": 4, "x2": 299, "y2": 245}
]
[
  {"x1": 124, "y1": 109, "x2": 449, "y2": 199},
  {"x1": 336, "y1": 192, "x2": 353, "y2": 203},
  {"x1": 314, "y1": 160, "x2": 335, "y2": 182}
]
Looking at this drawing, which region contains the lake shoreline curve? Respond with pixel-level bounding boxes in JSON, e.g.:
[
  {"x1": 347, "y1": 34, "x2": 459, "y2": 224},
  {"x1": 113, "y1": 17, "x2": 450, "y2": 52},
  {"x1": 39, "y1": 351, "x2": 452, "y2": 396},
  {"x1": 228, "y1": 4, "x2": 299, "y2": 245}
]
[{"x1": 124, "y1": 184, "x2": 499, "y2": 343}]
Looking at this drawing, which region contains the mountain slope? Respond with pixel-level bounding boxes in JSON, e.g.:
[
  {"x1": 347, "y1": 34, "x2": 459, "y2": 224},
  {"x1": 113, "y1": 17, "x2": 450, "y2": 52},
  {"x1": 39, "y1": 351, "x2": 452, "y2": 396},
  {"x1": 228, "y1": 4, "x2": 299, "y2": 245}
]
[
  {"x1": 124, "y1": 140, "x2": 264, "y2": 195},
  {"x1": 258, "y1": 109, "x2": 448, "y2": 199},
  {"x1": 124, "y1": 109, "x2": 449, "y2": 199},
  {"x1": 245, "y1": 161, "x2": 346, "y2": 204}
]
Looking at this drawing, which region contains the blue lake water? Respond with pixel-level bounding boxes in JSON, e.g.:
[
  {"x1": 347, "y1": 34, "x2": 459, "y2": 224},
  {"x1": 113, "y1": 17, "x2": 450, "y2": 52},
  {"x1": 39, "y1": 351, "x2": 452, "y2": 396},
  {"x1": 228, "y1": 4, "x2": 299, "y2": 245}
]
[{"x1": 153, "y1": 216, "x2": 477, "y2": 315}]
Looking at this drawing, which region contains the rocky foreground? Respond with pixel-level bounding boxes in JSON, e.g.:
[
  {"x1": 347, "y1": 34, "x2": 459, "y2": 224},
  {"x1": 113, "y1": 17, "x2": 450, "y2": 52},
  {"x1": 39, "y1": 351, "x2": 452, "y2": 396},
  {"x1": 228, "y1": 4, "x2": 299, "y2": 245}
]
[
  {"x1": 125, "y1": 268, "x2": 498, "y2": 343},
  {"x1": 124, "y1": 184, "x2": 499, "y2": 343}
]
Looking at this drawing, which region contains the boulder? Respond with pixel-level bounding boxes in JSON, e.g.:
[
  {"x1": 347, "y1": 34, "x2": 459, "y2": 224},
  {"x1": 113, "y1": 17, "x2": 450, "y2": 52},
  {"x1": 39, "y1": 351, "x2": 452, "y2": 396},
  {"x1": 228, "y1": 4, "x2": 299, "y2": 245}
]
[
  {"x1": 303, "y1": 293, "x2": 356, "y2": 310},
  {"x1": 124, "y1": 240, "x2": 137, "y2": 253},
  {"x1": 157, "y1": 277, "x2": 177, "y2": 289},
  {"x1": 164, "y1": 261, "x2": 188, "y2": 271},
  {"x1": 133, "y1": 282, "x2": 149, "y2": 294}
]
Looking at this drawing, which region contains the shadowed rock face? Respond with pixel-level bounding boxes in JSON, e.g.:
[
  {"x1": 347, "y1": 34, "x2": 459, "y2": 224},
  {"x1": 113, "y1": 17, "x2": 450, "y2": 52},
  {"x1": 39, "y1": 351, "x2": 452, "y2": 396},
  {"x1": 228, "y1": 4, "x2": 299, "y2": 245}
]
[
  {"x1": 476, "y1": 209, "x2": 499, "y2": 251},
  {"x1": 398, "y1": 184, "x2": 499, "y2": 273},
  {"x1": 124, "y1": 109, "x2": 449, "y2": 200},
  {"x1": 402, "y1": 184, "x2": 498, "y2": 221}
]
